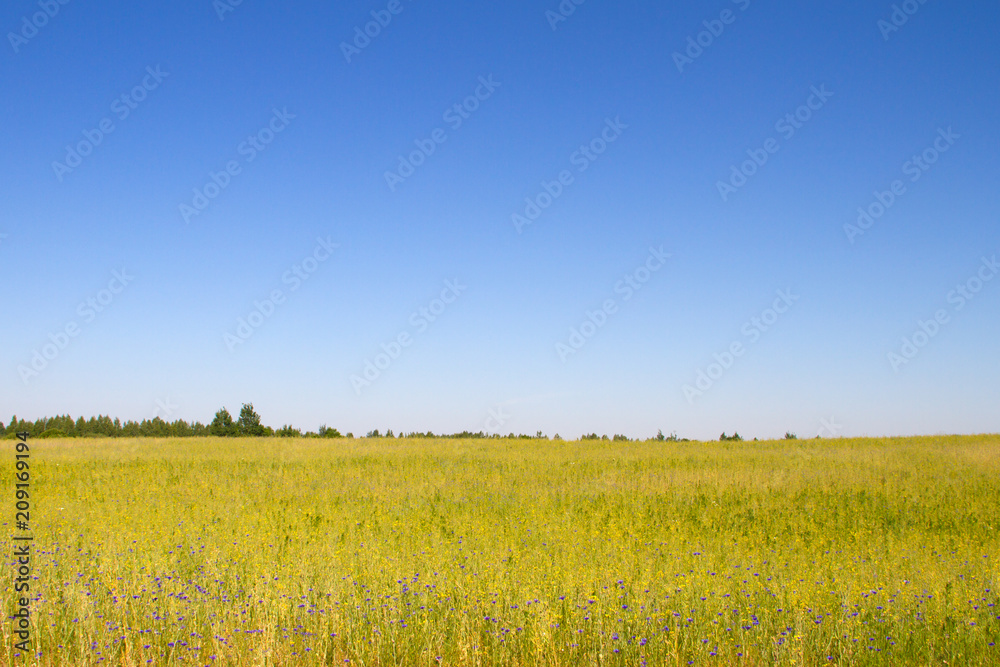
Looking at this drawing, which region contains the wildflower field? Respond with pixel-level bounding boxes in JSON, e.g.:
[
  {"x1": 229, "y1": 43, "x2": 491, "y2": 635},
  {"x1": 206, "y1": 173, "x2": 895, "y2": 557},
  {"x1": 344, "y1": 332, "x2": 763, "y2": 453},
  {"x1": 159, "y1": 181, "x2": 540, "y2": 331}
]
[{"x1": 2, "y1": 434, "x2": 998, "y2": 666}]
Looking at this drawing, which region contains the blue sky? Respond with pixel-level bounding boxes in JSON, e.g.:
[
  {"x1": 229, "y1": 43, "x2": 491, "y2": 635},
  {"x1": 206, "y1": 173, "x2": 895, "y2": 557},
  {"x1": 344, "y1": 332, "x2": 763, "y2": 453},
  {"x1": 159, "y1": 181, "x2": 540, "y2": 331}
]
[{"x1": 2, "y1": 0, "x2": 998, "y2": 440}]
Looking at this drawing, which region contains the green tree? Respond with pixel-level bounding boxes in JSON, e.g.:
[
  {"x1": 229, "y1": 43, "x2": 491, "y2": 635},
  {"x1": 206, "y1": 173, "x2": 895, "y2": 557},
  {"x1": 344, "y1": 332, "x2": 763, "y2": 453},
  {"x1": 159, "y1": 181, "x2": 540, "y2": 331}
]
[
  {"x1": 141, "y1": 417, "x2": 169, "y2": 437},
  {"x1": 211, "y1": 408, "x2": 236, "y2": 437},
  {"x1": 170, "y1": 420, "x2": 193, "y2": 437},
  {"x1": 318, "y1": 424, "x2": 342, "y2": 438},
  {"x1": 238, "y1": 403, "x2": 265, "y2": 436}
]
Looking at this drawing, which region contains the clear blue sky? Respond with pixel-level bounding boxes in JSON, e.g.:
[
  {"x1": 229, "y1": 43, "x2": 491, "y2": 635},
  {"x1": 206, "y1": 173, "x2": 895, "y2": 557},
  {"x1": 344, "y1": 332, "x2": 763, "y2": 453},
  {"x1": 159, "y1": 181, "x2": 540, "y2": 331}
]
[{"x1": 2, "y1": 0, "x2": 998, "y2": 440}]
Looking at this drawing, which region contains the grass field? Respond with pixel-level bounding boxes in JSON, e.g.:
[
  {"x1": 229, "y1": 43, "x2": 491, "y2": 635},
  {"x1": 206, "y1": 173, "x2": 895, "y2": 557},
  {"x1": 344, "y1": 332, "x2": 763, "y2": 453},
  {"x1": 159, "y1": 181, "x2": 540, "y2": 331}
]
[{"x1": 2, "y1": 435, "x2": 998, "y2": 666}]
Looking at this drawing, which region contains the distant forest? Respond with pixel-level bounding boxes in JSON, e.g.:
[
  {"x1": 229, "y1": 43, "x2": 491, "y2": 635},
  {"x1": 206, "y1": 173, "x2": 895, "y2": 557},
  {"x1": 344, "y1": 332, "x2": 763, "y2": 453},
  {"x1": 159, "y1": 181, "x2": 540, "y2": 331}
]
[{"x1": 2, "y1": 403, "x2": 679, "y2": 441}]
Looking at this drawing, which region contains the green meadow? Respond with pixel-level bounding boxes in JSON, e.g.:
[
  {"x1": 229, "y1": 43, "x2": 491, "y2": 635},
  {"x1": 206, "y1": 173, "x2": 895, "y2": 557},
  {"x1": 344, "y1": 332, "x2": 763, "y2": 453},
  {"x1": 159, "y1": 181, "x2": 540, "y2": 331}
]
[{"x1": 2, "y1": 434, "x2": 998, "y2": 665}]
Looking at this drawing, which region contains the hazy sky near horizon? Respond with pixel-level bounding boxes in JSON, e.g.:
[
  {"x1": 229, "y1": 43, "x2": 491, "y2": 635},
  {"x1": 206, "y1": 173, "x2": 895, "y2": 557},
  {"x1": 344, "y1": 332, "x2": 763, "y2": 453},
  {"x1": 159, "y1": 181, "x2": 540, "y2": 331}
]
[{"x1": 2, "y1": 0, "x2": 998, "y2": 440}]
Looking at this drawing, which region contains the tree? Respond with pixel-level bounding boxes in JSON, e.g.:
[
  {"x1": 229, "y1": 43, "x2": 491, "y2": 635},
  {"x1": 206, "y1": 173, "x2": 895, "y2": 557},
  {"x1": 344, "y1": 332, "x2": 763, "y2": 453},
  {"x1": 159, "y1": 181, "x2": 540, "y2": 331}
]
[
  {"x1": 784, "y1": 432, "x2": 798, "y2": 440},
  {"x1": 318, "y1": 424, "x2": 342, "y2": 438},
  {"x1": 170, "y1": 420, "x2": 193, "y2": 437},
  {"x1": 238, "y1": 403, "x2": 265, "y2": 436},
  {"x1": 211, "y1": 407, "x2": 236, "y2": 437}
]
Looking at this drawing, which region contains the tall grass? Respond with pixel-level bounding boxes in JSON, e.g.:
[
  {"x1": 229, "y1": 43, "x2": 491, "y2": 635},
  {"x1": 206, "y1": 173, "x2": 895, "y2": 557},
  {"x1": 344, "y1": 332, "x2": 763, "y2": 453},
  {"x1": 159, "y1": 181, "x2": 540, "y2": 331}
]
[{"x1": 2, "y1": 435, "x2": 998, "y2": 665}]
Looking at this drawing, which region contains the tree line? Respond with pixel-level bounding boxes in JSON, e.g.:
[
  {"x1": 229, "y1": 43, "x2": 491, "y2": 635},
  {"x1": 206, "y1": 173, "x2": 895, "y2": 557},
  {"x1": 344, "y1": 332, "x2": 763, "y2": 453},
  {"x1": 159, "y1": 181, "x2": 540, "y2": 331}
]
[
  {"x1": 2, "y1": 406, "x2": 707, "y2": 442},
  {"x1": 0, "y1": 404, "x2": 318, "y2": 440}
]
